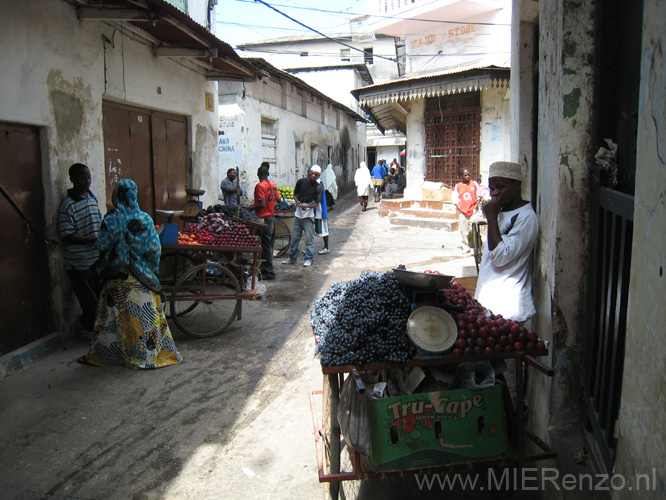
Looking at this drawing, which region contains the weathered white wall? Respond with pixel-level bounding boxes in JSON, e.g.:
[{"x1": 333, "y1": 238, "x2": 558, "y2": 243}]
[
  {"x1": 404, "y1": 6, "x2": 512, "y2": 75},
  {"x1": 218, "y1": 76, "x2": 366, "y2": 201},
  {"x1": 535, "y1": 0, "x2": 595, "y2": 430},
  {"x1": 403, "y1": 100, "x2": 426, "y2": 200},
  {"x1": 0, "y1": 0, "x2": 221, "y2": 334},
  {"x1": 479, "y1": 87, "x2": 511, "y2": 182},
  {"x1": 613, "y1": 0, "x2": 666, "y2": 494},
  {"x1": 238, "y1": 36, "x2": 399, "y2": 83},
  {"x1": 289, "y1": 68, "x2": 365, "y2": 113}
]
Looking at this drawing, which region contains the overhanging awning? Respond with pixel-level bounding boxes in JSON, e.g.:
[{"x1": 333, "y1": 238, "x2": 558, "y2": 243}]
[
  {"x1": 352, "y1": 66, "x2": 510, "y2": 134},
  {"x1": 74, "y1": 0, "x2": 262, "y2": 81}
]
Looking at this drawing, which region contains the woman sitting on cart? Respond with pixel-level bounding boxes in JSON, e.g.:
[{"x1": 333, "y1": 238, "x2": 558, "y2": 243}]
[{"x1": 78, "y1": 179, "x2": 182, "y2": 369}]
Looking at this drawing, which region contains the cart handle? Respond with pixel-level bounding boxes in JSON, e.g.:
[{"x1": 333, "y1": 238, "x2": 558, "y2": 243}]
[{"x1": 523, "y1": 354, "x2": 554, "y2": 376}]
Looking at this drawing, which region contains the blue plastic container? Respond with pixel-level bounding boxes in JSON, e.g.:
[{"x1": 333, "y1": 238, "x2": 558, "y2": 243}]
[{"x1": 159, "y1": 223, "x2": 179, "y2": 244}]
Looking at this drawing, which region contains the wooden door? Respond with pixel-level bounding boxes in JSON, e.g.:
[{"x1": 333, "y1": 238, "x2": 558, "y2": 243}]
[
  {"x1": 103, "y1": 101, "x2": 188, "y2": 220},
  {"x1": 0, "y1": 122, "x2": 54, "y2": 354}
]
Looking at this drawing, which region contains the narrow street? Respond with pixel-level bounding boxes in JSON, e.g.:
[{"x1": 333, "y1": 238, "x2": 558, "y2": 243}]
[{"x1": 1, "y1": 190, "x2": 499, "y2": 500}]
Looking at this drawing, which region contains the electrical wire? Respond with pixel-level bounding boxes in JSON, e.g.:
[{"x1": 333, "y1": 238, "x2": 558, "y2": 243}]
[
  {"x1": 249, "y1": 0, "x2": 398, "y2": 63},
  {"x1": 232, "y1": 0, "x2": 511, "y2": 26}
]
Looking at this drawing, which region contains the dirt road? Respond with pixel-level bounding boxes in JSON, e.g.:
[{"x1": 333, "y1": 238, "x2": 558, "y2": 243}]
[{"x1": 0, "y1": 190, "x2": 479, "y2": 500}]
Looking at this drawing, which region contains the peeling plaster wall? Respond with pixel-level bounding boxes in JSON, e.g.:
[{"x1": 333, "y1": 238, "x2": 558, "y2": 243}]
[
  {"x1": 513, "y1": 0, "x2": 595, "y2": 439},
  {"x1": 613, "y1": 0, "x2": 666, "y2": 494},
  {"x1": 100, "y1": 23, "x2": 219, "y2": 208},
  {"x1": 0, "y1": 0, "x2": 221, "y2": 336}
]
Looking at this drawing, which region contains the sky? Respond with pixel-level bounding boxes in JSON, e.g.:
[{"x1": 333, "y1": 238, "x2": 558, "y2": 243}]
[{"x1": 215, "y1": 0, "x2": 368, "y2": 48}]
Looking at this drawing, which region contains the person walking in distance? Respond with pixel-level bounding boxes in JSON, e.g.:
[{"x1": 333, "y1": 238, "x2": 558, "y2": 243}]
[
  {"x1": 452, "y1": 168, "x2": 480, "y2": 253},
  {"x1": 314, "y1": 176, "x2": 330, "y2": 255},
  {"x1": 282, "y1": 165, "x2": 323, "y2": 267},
  {"x1": 247, "y1": 164, "x2": 280, "y2": 280},
  {"x1": 354, "y1": 161, "x2": 372, "y2": 211},
  {"x1": 58, "y1": 163, "x2": 102, "y2": 338}
]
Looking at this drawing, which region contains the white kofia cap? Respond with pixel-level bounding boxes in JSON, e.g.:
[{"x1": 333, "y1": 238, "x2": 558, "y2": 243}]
[
  {"x1": 489, "y1": 161, "x2": 523, "y2": 182},
  {"x1": 309, "y1": 165, "x2": 322, "y2": 174}
]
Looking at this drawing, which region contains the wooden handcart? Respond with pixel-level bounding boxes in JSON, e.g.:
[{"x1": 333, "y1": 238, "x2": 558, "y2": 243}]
[
  {"x1": 159, "y1": 242, "x2": 263, "y2": 338},
  {"x1": 310, "y1": 351, "x2": 556, "y2": 499}
]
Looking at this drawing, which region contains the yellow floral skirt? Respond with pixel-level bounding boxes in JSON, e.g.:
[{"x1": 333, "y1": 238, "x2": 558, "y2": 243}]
[{"x1": 82, "y1": 274, "x2": 182, "y2": 369}]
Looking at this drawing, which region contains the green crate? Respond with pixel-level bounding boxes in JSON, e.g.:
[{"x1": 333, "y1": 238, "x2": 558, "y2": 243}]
[{"x1": 368, "y1": 384, "x2": 506, "y2": 472}]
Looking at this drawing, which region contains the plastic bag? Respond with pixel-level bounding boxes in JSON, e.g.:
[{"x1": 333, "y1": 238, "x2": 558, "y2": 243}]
[
  {"x1": 320, "y1": 165, "x2": 338, "y2": 199},
  {"x1": 337, "y1": 374, "x2": 371, "y2": 456},
  {"x1": 244, "y1": 275, "x2": 266, "y2": 294},
  {"x1": 450, "y1": 361, "x2": 496, "y2": 390}
]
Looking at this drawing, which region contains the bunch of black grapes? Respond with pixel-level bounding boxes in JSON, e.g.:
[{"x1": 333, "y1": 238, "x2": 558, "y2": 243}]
[
  {"x1": 311, "y1": 267, "x2": 416, "y2": 367},
  {"x1": 205, "y1": 204, "x2": 259, "y2": 222}
]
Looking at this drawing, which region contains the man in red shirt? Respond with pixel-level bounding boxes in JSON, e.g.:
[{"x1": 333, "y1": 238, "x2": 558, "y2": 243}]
[
  {"x1": 247, "y1": 164, "x2": 281, "y2": 280},
  {"x1": 452, "y1": 168, "x2": 480, "y2": 253}
]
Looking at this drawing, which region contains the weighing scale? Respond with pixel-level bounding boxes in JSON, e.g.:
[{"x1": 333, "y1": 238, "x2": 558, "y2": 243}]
[
  {"x1": 393, "y1": 268, "x2": 457, "y2": 355},
  {"x1": 156, "y1": 209, "x2": 183, "y2": 244},
  {"x1": 182, "y1": 188, "x2": 205, "y2": 218},
  {"x1": 406, "y1": 305, "x2": 457, "y2": 354}
]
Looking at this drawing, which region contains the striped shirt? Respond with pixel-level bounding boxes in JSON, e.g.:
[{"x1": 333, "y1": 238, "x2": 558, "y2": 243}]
[{"x1": 58, "y1": 190, "x2": 102, "y2": 270}]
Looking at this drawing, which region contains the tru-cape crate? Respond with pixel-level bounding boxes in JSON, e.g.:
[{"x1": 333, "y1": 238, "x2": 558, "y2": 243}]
[{"x1": 367, "y1": 384, "x2": 507, "y2": 472}]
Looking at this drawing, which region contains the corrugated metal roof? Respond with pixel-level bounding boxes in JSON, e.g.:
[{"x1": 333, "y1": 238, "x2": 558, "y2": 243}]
[
  {"x1": 351, "y1": 65, "x2": 510, "y2": 133},
  {"x1": 75, "y1": 0, "x2": 262, "y2": 80},
  {"x1": 352, "y1": 65, "x2": 510, "y2": 106}
]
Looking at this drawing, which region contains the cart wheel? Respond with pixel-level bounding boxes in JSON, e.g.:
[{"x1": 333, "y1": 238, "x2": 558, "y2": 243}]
[
  {"x1": 170, "y1": 262, "x2": 241, "y2": 338},
  {"x1": 323, "y1": 373, "x2": 341, "y2": 500},
  {"x1": 159, "y1": 252, "x2": 199, "y2": 287},
  {"x1": 159, "y1": 252, "x2": 200, "y2": 318},
  {"x1": 273, "y1": 218, "x2": 291, "y2": 257}
]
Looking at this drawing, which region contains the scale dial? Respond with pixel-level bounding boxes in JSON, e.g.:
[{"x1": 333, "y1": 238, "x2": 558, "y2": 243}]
[{"x1": 406, "y1": 306, "x2": 457, "y2": 354}]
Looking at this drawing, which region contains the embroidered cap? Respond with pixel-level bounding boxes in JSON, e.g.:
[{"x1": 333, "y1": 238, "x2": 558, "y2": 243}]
[
  {"x1": 309, "y1": 165, "x2": 322, "y2": 175},
  {"x1": 489, "y1": 161, "x2": 523, "y2": 182}
]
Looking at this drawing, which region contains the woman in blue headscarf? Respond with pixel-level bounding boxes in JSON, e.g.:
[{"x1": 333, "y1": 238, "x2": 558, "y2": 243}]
[{"x1": 78, "y1": 179, "x2": 182, "y2": 369}]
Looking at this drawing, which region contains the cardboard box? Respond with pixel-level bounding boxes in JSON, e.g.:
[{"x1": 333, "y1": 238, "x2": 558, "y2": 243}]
[
  {"x1": 422, "y1": 186, "x2": 452, "y2": 202},
  {"x1": 368, "y1": 385, "x2": 506, "y2": 472}
]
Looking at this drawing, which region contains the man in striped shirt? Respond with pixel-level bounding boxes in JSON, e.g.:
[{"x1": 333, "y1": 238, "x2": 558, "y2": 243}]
[{"x1": 58, "y1": 163, "x2": 102, "y2": 336}]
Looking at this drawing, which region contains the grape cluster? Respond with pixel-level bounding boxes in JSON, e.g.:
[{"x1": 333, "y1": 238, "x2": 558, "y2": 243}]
[
  {"x1": 205, "y1": 204, "x2": 259, "y2": 222},
  {"x1": 311, "y1": 268, "x2": 416, "y2": 367}
]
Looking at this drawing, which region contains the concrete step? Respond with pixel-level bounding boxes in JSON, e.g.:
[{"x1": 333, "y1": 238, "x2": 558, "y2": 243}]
[
  {"x1": 391, "y1": 208, "x2": 457, "y2": 220},
  {"x1": 379, "y1": 198, "x2": 457, "y2": 218},
  {"x1": 389, "y1": 216, "x2": 459, "y2": 231}
]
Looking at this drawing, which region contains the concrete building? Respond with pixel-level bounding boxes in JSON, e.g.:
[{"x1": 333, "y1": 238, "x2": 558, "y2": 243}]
[
  {"x1": 0, "y1": 0, "x2": 260, "y2": 362},
  {"x1": 353, "y1": 0, "x2": 512, "y2": 199},
  {"x1": 511, "y1": 0, "x2": 665, "y2": 494},
  {"x1": 237, "y1": 33, "x2": 407, "y2": 172},
  {"x1": 217, "y1": 58, "x2": 368, "y2": 198}
]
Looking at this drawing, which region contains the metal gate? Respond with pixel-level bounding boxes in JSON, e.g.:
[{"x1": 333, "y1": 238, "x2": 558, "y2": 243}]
[
  {"x1": 425, "y1": 107, "x2": 480, "y2": 186},
  {"x1": 583, "y1": 187, "x2": 633, "y2": 473}
]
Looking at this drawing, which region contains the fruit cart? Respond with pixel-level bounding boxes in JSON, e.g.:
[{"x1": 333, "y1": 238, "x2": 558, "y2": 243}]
[
  {"x1": 158, "y1": 213, "x2": 265, "y2": 338},
  {"x1": 309, "y1": 269, "x2": 556, "y2": 499}
]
